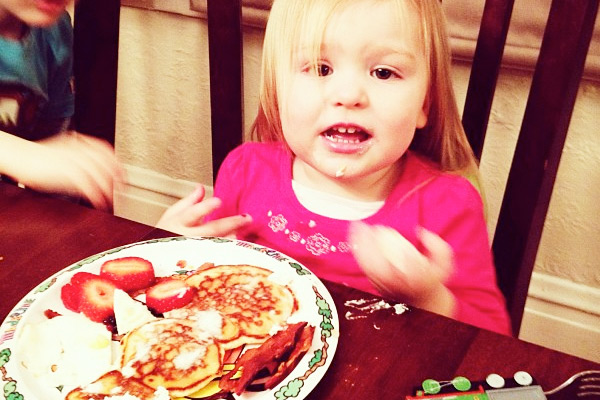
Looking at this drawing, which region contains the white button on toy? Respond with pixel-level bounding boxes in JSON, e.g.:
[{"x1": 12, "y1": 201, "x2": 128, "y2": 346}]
[
  {"x1": 514, "y1": 371, "x2": 533, "y2": 386},
  {"x1": 486, "y1": 373, "x2": 505, "y2": 388}
]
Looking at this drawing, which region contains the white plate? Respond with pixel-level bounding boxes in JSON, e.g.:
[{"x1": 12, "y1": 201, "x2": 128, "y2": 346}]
[{"x1": 0, "y1": 236, "x2": 339, "y2": 400}]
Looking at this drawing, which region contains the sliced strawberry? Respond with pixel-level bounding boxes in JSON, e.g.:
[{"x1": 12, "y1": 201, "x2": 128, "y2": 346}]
[
  {"x1": 60, "y1": 282, "x2": 82, "y2": 312},
  {"x1": 59, "y1": 272, "x2": 93, "y2": 312},
  {"x1": 78, "y1": 276, "x2": 117, "y2": 322},
  {"x1": 145, "y1": 279, "x2": 196, "y2": 313},
  {"x1": 100, "y1": 257, "x2": 156, "y2": 292},
  {"x1": 71, "y1": 271, "x2": 98, "y2": 285}
]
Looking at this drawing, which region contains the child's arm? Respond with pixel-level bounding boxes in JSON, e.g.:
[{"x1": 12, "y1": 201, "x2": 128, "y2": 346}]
[
  {"x1": 156, "y1": 184, "x2": 252, "y2": 237},
  {"x1": 349, "y1": 222, "x2": 456, "y2": 317},
  {"x1": 0, "y1": 129, "x2": 123, "y2": 210}
]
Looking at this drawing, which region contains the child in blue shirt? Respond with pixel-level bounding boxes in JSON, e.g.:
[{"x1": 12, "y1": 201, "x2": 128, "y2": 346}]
[{"x1": 0, "y1": 0, "x2": 122, "y2": 210}]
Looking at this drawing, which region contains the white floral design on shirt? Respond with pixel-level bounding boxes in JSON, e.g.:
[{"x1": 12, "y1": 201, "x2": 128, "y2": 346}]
[
  {"x1": 266, "y1": 210, "x2": 351, "y2": 256},
  {"x1": 289, "y1": 231, "x2": 301, "y2": 242},
  {"x1": 306, "y1": 233, "x2": 331, "y2": 256},
  {"x1": 337, "y1": 241, "x2": 352, "y2": 253},
  {"x1": 268, "y1": 213, "x2": 287, "y2": 232}
]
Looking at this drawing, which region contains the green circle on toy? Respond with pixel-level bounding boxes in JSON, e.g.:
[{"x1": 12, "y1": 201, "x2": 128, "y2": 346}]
[
  {"x1": 422, "y1": 379, "x2": 441, "y2": 394},
  {"x1": 452, "y1": 376, "x2": 472, "y2": 391}
]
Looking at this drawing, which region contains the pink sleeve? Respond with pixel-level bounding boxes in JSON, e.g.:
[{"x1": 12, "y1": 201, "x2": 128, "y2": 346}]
[{"x1": 423, "y1": 178, "x2": 511, "y2": 335}]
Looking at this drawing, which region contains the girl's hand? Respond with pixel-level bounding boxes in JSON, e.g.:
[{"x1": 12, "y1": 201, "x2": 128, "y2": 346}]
[
  {"x1": 349, "y1": 222, "x2": 456, "y2": 317},
  {"x1": 3, "y1": 131, "x2": 123, "y2": 210},
  {"x1": 156, "y1": 185, "x2": 252, "y2": 237}
]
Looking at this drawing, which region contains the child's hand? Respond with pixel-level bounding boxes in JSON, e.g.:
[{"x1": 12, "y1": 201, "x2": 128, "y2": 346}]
[
  {"x1": 5, "y1": 131, "x2": 123, "y2": 210},
  {"x1": 349, "y1": 222, "x2": 456, "y2": 317},
  {"x1": 156, "y1": 185, "x2": 252, "y2": 237}
]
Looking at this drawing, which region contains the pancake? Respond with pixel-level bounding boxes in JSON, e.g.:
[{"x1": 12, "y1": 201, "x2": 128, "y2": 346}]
[
  {"x1": 120, "y1": 318, "x2": 224, "y2": 397},
  {"x1": 177, "y1": 264, "x2": 297, "y2": 350},
  {"x1": 65, "y1": 370, "x2": 161, "y2": 400}
]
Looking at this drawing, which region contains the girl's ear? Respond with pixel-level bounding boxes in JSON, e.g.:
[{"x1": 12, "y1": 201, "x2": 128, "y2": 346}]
[
  {"x1": 416, "y1": 108, "x2": 428, "y2": 129},
  {"x1": 416, "y1": 92, "x2": 430, "y2": 129}
]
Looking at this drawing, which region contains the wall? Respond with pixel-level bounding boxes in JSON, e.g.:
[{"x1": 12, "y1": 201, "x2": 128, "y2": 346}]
[
  {"x1": 114, "y1": 4, "x2": 265, "y2": 223},
  {"x1": 113, "y1": 1, "x2": 600, "y2": 362}
]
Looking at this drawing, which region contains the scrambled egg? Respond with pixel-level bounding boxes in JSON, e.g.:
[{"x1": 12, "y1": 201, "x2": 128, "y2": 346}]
[{"x1": 17, "y1": 313, "x2": 113, "y2": 388}]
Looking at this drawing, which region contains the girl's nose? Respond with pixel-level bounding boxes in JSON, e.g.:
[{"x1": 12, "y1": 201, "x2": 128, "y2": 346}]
[{"x1": 327, "y1": 73, "x2": 368, "y2": 108}]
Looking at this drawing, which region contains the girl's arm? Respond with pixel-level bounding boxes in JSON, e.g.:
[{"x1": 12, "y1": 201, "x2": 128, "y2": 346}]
[
  {"x1": 350, "y1": 177, "x2": 511, "y2": 335},
  {"x1": 349, "y1": 223, "x2": 456, "y2": 318}
]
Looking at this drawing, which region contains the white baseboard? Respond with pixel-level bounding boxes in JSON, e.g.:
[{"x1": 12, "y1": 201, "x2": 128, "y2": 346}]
[
  {"x1": 114, "y1": 165, "x2": 600, "y2": 363},
  {"x1": 520, "y1": 272, "x2": 600, "y2": 362},
  {"x1": 114, "y1": 164, "x2": 212, "y2": 227}
]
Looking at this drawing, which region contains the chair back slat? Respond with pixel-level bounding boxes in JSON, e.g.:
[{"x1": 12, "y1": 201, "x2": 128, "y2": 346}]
[
  {"x1": 462, "y1": 0, "x2": 515, "y2": 160},
  {"x1": 207, "y1": 0, "x2": 244, "y2": 180},
  {"x1": 490, "y1": 0, "x2": 599, "y2": 336},
  {"x1": 73, "y1": 0, "x2": 120, "y2": 144}
]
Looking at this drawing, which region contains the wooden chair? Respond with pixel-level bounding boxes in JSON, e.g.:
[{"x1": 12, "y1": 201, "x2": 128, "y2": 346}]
[
  {"x1": 205, "y1": 0, "x2": 598, "y2": 336},
  {"x1": 76, "y1": 0, "x2": 243, "y2": 175},
  {"x1": 72, "y1": 0, "x2": 121, "y2": 145},
  {"x1": 206, "y1": 0, "x2": 245, "y2": 180},
  {"x1": 462, "y1": 0, "x2": 599, "y2": 336}
]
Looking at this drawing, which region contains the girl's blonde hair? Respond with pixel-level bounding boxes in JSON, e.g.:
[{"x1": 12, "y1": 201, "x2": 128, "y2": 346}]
[{"x1": 251, "y1": 0, "x2": 478, "y2": 175}]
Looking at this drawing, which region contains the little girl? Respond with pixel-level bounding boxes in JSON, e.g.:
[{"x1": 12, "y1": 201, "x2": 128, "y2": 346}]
[{"x1": 158, "y1": 0, "x2": 511, "y2": 335}]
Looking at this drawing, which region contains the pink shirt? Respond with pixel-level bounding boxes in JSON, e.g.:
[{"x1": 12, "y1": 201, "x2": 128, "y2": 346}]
[{"x1": 209, "y1": 142, "x2": 511, "y2": 335}]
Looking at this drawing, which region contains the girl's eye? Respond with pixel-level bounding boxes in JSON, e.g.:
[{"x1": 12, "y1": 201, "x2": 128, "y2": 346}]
[
  {"x1": 372, "y1": 68, "x2": 397, "y2": 80},
  {"x1": 301, "y1": 62, "x2": 332, "y2": 76},
  {"x1": 316, "y1": 64, "x2": 332, "y2": 77}
]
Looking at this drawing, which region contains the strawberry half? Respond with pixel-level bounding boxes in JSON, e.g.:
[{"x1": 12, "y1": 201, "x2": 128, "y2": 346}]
[
  {"x1": 100, "y1": 257, "x2": 155, "y2": 292},
  {"x1": 145, "y1": 279, "x2": 196, "y2": 313},
  {"x1": 60, "y1": 282, "x2": 82, "y2": 312},
  {"x1": 60, "y1": 272, "x2": 95, "y2": 312},
  {"x1": 78, "y1": 276, "x2": 117, "y2": 322},
  {"x1": 71, "y1": 271, "x2": 99, "y2": 285}
]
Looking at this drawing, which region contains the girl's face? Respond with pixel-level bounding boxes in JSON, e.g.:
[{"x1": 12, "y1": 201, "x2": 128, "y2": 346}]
[
  {"x1": 0, "y1": 0, "x2": 70, "y2": 31},
  {"x1": 279, "y1": 0, "x2": 429, "y2": 199}
]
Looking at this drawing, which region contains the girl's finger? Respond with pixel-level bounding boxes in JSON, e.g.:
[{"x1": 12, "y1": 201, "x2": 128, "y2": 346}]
[
  {"x1": 349, "y1": 222, "x2": 409, "y2": 295},
  {"x1": 417, "y1": 227, "x2": 454, "y2": 281},
  {"x1": 180, "y1": 214, "x2": 253, "y2": 238},
  {"x1": 200, "y1": 214, "x2": 253, "y2": 237},
  {"x1": 179, "y1": 196, "x2": 222, "y2": 226},
  {"x1": 169, "y1": 185, "x2": 207, "y2": 215}
]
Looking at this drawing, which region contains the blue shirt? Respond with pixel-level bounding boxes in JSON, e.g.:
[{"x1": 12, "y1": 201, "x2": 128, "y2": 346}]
[{"x1": 0, "y1": 12, "x2": 74, "y2": 140}]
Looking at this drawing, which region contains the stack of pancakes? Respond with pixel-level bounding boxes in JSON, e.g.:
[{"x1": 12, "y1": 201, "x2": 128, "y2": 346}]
[
  {"x1": 177, "y1": 264, "x2": 298, "y2": 349},
  {"x1": 66, "y1": 264, "x2": 298, "y2": 400}
]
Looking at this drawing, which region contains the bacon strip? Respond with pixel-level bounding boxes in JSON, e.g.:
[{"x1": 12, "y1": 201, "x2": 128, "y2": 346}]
[
  {"x1": 219, "y1": 322, "x2": 313, "y2": 395},
  {"x1": 264, "y1": 324, "x2": 315, "y2": 389}
]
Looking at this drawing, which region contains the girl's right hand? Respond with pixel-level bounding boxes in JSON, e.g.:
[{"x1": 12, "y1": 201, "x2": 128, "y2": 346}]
[
  {"x1": 349, "y1": 222, "x2": 456, "y2": 317},
  {"x1": 156, "y1": 185, "x2": 252, "y2": 238}
]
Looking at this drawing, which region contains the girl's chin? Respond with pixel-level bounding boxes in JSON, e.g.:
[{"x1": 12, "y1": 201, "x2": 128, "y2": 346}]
[{"x1": 332, "y1": 165, "x2": 350, "y2": 179}]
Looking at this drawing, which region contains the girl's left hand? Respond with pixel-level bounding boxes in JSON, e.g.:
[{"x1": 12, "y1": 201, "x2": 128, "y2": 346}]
[
  {"x1": 349, "y1": 222, "x2": 456, "y2": 317},
  {"x1": 156, "y1": 185, "x2": 252, "y2": 238}
]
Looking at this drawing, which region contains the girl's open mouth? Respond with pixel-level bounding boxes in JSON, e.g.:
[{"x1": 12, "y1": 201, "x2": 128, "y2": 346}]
[{"x1": 322, "y1": 125, "x2": 372, "y2": 154}]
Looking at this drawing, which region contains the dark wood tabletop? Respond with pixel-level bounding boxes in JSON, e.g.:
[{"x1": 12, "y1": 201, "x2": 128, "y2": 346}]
[{"x1": 1, "y1": 181, "x2": 598, "y2": 400}]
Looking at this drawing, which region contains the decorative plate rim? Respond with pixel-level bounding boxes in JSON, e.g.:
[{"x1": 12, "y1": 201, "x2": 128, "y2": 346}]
[{"x1": 0, "y1": 236, "x2": 339, "y2": 400}]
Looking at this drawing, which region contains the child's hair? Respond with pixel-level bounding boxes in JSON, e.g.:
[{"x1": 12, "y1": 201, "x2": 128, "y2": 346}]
[{"x1": 251, "y1": 0, "x2": 478, "y2": 175}]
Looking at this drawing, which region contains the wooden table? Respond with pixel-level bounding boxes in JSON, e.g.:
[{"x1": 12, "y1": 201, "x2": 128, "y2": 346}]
[{"x1": 1, "y1": 182, "x2": 598, "y2": 399}]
